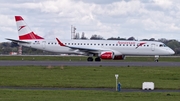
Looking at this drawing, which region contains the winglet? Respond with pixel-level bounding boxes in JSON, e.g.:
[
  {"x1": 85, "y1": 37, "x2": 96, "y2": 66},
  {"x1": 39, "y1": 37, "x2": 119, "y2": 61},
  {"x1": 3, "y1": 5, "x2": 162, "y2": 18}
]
[{"x1": 56, "y1": 38, "x2": 66, "y2": 46}]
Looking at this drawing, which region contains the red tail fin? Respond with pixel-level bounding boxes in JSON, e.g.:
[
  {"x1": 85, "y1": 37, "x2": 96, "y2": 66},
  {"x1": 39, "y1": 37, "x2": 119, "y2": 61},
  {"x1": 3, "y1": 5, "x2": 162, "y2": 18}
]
[{"x1": 15, "y1": 16, "x2": 44, "y2": 40}]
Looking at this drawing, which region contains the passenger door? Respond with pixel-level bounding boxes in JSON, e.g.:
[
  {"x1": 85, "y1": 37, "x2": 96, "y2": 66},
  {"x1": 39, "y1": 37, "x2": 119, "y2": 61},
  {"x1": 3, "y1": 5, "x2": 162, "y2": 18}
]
[
  {"x1": 151, "y1": 43, "x2": 155, "y2": 51},
  {"x1": 42, "y1": 41, "x2": 46, "y2": 49}
]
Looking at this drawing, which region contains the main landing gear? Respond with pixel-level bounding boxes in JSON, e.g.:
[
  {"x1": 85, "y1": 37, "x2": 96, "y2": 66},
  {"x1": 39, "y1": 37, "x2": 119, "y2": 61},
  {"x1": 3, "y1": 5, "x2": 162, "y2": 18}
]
[
  {"x1": 87, "y1": 57, "x2": 101, "y2": 62},
  {"x1": 154, "y1": 55, "x2": 159, "y2": 62},
  {"x1": 87, "y1": 57, "x2": 93, "y2": 61}
]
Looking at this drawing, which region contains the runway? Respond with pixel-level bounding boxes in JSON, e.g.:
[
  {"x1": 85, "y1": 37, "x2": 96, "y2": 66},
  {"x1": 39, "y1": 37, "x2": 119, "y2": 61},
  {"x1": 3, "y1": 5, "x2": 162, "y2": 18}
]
[{"x1": 0, "y1": 60, "x2": 180, "y2": 67}]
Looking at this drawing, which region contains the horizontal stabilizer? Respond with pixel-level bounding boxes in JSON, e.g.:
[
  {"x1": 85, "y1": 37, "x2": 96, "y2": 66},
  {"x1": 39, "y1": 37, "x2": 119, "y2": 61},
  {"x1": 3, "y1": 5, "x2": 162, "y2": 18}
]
[{"x1": 6, "y1": 38, "x2": 30, "y2": 44}]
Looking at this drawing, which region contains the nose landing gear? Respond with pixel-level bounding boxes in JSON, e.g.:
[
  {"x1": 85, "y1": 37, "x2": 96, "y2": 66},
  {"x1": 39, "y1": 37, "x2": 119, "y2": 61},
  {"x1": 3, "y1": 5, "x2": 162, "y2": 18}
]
[{"x1": 154, "y1": 55, "x2": 159, "y2": 62}]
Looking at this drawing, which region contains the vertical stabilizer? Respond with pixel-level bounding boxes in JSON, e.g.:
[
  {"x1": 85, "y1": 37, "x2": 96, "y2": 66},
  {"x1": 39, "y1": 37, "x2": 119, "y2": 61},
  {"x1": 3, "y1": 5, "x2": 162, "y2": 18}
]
[{"x1": 15, "y1": 16, "x2": 44, "y2": 40}]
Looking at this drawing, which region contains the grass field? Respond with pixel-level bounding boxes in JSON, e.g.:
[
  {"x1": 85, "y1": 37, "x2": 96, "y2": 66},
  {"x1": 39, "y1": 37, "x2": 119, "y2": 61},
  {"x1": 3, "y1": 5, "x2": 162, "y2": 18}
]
[
  {"x1": 0, "y1": 66, "x2": 180, "y2": 89},
  {"x1": 0, "y1": 89, "x2": 180, "y2": 101},
  {"x1": 1, "y1": 65, "x2": 180, "y2": 101},
  {"x1": 0, "y1": 55, "x2": 180, "y2": 61}
]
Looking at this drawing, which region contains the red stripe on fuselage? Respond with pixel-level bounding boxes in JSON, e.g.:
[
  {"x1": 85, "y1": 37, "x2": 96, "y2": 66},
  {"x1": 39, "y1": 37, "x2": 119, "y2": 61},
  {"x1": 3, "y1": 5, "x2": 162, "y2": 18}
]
[
  {"x1": 15, "y1": 16, "x2": 24, "y2": 21},
  {"x1": 19, "y1": 32, "x2": 44, "y2": 40}
]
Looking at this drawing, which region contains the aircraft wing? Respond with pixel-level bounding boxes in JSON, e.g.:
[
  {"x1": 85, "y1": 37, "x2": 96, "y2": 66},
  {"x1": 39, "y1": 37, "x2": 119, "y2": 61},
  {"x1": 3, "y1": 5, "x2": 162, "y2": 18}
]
[
  {"x1": 56, "y1": 38, "x2": 103, "y2": 53},
  {"x1": 6, "y1": 38, "x2": 31, "y2": 44}
]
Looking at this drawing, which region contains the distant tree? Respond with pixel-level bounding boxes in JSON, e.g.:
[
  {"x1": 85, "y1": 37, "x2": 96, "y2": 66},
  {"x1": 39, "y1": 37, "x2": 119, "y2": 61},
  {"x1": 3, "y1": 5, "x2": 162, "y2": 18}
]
[
  {"x1": 119, "y1": 38, "x2": 127, "y2": 40},
  {"x1": 166, "y1": 40, "x2": 180, "y2": 51},
  {"x1": 127, "y1": 36, "x2": 136, "y2": 40},
  {"x1": 107, "y1": 37, "x2": 126, "y2": 40},
  {"x1": 158, "y1": 38, "x2": 168, "y2": 43},
  {"x1": 74, "y1": 33, "x2": 80, "y2": 39},
  {"x1": 141, "y1": 39, "x2": 149, "y2": 41},
  {"x1": 107, "y1": 37, "x2": 119, "y2": 40},
  {"x1": 80, "y1": 32, "x2": 88, "y2": 40},
  {"x1": 1, "y1": 42, "x2": 10, "y2": 47},
  {"x1": 11, "y1": 42, "x2": 19, "y2": 47},
  {"x1": 149, "y1": 38, "x2": 155, "y2": 41},
  {"x1": 90, "y1": 34, "x2": 104, "y2": 40}
]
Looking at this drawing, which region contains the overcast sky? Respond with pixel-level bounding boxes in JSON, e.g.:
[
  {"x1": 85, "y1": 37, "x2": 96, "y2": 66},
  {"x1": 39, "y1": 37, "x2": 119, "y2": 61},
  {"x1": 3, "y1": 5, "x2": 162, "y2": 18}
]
[{"x1": 1, "y1": 0, "x2": 180, "y2": 42}]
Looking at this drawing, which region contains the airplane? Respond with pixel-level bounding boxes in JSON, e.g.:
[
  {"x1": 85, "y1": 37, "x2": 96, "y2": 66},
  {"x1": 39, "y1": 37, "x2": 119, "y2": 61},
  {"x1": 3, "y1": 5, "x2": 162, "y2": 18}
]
[{"x1": 6, "y1": 16, "x2": 175, "y2": 62}]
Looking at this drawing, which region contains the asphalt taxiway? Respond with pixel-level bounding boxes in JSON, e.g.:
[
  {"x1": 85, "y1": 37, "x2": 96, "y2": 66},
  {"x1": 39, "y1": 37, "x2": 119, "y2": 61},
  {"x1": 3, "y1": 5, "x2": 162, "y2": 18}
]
[{"x1": 0, "y1": 61, "x2": 180, "y2": 67}]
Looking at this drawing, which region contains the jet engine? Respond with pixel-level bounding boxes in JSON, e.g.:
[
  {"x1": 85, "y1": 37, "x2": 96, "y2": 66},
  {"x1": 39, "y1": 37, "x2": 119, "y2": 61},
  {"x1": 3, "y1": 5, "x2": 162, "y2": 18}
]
[{"x1": 100, "y1": 51, "x2": 125, "y2": 60}]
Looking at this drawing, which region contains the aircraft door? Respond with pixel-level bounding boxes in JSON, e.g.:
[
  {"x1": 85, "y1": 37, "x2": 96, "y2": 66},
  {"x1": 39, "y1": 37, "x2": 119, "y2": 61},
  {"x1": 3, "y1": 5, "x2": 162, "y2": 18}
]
[
  {"x1": 42, "y1": 41, "x2": 46, "y2": 49},
  {"x1": 151, "y1": 43, "x2": 155, "y2": 51}
]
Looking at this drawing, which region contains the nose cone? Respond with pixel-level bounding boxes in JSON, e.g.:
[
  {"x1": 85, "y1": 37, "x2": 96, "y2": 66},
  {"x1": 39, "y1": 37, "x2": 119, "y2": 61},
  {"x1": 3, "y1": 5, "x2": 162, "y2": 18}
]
[{"x1": 169, "y1": 49, "x2": 175, "y2": 55}]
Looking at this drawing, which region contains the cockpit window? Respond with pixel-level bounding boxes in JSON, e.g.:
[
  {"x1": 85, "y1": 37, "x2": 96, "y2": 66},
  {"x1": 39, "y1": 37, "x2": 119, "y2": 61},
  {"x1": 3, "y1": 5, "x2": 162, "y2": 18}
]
[
  {"x1": 159, "y1": 44, "x2": 163, "y2": 47},
  {"x1": 159, "y1": 44, "x2": 167, "y2": 47},
  {"x1": 163, "y1": 44, "x2": 167, "y2": 47}
]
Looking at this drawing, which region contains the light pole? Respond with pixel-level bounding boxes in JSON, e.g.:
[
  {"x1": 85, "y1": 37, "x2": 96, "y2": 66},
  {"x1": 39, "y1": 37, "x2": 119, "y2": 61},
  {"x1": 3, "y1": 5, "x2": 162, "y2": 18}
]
[{"x1": 115, "y1": 74, "x2": 119, "y2": 91}]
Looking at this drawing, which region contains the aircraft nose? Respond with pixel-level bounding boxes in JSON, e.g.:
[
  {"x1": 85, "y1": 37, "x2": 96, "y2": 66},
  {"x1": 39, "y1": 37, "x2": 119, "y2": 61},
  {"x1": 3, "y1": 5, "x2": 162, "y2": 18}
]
[{"x1": 169, "y1": 49, "x2": 175, "y2": 55}]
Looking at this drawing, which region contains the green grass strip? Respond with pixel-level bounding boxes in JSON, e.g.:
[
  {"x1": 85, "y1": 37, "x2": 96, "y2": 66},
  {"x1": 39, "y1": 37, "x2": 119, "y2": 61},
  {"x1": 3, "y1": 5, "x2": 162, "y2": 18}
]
[
  {"x1": 0, "y1": 56, "x2": 180, "y2": 61},
  {"x1": 0, "y1": 89, "x2": 180, "y2": 101},
  {"x1": 0, "y1": 66, "x2": 180, "y2": 89}
]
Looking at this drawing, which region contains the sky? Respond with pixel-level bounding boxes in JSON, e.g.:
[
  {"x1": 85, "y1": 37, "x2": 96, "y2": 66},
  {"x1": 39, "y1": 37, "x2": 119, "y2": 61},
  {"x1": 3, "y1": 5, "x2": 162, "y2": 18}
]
[{"x1": 1, "y1": 0, "x2": 180, "y2": 42}]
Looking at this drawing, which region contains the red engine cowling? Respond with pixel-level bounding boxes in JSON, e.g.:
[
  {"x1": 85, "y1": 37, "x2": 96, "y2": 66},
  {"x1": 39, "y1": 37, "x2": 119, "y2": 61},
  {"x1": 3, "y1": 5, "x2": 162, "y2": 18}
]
[
  {"x1": 100, "y1": 51, "x2": 125, "y2": 60},
  {"x1": 100, "y1": 51, "x2": 114, "y2": 59},
  {"x1": 114, "y1": 55, "x2": 125, "y2": 60}
]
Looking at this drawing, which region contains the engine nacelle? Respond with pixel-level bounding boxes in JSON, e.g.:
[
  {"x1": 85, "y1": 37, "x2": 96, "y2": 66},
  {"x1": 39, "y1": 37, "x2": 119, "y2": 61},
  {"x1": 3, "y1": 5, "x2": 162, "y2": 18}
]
[
  {"x1": 114, "y1": 55, "x2": 125, "y2": 60},
  {"x1": 100, "y1": 51, "x2": 114, "y2": 59},
  {"x1": 100, "y1": 51, "x2": 125, "y2": 60}
]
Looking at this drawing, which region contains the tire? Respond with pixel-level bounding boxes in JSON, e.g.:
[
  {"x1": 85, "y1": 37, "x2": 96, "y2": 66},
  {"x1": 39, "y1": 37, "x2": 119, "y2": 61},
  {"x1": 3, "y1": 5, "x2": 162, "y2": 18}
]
[
  {"x1": 95, "y1": 57, "x2": 101, "y2": 62},
  {"x1": 87, "y1": 57, "x2": 93, "y2": 61}
]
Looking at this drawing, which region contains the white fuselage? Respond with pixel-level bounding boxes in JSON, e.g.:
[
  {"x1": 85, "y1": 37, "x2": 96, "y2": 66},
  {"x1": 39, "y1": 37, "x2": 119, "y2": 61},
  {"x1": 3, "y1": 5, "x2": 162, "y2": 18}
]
[{"x1": 19, "y1": 39, "x2": 175, "y2": 56}]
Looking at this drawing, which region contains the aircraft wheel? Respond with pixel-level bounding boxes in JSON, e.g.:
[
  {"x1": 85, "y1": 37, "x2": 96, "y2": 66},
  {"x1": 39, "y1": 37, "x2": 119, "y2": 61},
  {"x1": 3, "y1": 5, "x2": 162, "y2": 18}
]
[
  {"x1": 154, "y1": 55, "x2": 159, "y2": 62},
  {"x1": 95, "y1": 57, "x2": 101, "y2": 62},
  {"x1": 155, "y1": 60, "x2": 159, "y2": 62},
  {"x1": 87, "y1": 57, "x2": 93, "y2": 61}
]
